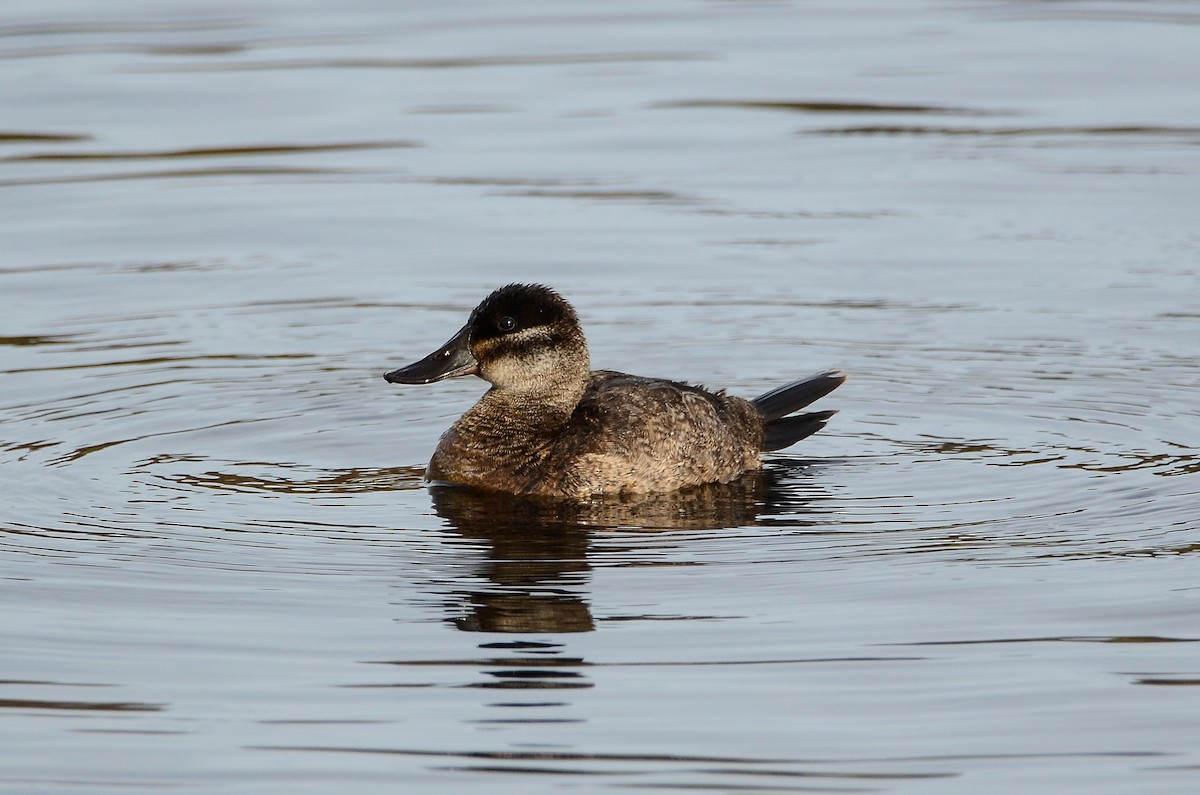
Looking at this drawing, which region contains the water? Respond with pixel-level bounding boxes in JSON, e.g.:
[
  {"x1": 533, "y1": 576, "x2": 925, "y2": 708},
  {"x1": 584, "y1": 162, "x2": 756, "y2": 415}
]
[{"x1": 2, "y1": 1, "x2": 1199, "y2": 792}]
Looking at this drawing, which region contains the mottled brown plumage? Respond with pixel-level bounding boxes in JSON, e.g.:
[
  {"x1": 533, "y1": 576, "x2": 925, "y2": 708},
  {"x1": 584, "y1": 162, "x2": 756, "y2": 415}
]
[{"x1": 384, "y1": 284, "x2": 844, "y2": 498}]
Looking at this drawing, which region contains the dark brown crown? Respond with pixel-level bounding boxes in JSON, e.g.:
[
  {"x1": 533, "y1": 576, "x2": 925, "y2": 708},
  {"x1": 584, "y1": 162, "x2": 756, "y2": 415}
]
[{"x1": 468, "y1": 283, "x2": 580, "y2": 344}]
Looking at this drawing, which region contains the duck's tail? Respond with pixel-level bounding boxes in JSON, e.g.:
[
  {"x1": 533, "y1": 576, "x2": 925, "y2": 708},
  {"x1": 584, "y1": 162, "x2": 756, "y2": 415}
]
[{"x1": 751, "y1": 369, "x2": 847, "y2": 452}]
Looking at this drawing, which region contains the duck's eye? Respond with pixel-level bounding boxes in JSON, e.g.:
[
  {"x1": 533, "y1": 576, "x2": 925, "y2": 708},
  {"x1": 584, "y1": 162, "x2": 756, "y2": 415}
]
[{"x1": 497, "y1": 315, "x2": 517, "y2": 332}]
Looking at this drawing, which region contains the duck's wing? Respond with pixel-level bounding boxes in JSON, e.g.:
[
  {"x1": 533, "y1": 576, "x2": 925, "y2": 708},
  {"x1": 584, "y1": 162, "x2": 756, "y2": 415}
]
[
  {"x1": 569, "y1": 371, "x2": 761, "y2": 491},
  {"x1": 580, "y1": 371, "x2": 731, "y2": 426},
  {"x1": 580, "y1": 369, "x2": 844, "y2": 457}
]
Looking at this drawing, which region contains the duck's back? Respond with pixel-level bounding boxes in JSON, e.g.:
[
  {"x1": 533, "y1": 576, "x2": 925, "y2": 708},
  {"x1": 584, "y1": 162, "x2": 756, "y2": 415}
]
[{"x1": 558, "y1": 370, "x2": 763, "y2": 496}]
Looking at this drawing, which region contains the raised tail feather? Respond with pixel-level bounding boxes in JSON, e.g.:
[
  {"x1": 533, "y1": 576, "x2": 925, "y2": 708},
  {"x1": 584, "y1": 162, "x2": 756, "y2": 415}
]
[{"x1": 751, "y1": 369, "x2": 847, "y2": 452}]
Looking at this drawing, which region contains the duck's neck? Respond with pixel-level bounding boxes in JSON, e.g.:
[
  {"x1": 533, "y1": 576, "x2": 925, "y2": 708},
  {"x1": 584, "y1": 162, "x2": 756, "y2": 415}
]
[
  {"x1": 429, "y1": 361, "x2": 590, "y2": 492},
  {"x1": 470, "y1": 376, "x2": 586, "y2": 439},
  {"x1": 469, "y1": 342, "x2": 591, "y2": 438}
]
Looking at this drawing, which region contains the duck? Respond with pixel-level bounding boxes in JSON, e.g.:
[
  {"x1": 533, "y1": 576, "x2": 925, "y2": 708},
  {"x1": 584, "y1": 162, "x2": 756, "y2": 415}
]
[{"x1": 384, "y1": 284, "x2": 845, "y2": 498}]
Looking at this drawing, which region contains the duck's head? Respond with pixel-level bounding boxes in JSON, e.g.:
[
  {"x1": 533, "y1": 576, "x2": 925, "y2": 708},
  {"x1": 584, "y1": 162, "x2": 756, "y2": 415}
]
[{"x1": 384, "y1": 284, "x2": 590, "y2": 396}]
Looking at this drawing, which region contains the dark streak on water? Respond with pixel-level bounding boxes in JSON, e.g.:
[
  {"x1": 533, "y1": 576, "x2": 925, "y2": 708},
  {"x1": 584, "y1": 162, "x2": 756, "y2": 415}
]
[
  {"x1": 654, "y1": 99, "x2": 1004, "y2": 116},
  {"x1": 807, "y1": 125, "x2": 1200, "y2": 138},
  {"x1": 6, "y1": 140, "x2": 420, "y2": 161}
]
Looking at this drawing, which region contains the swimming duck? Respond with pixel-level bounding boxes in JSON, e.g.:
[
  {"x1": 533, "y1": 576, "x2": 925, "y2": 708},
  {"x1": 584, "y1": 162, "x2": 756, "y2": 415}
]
[{"x1": 384, "y1": 284, "x2": 845, "y2": 498}]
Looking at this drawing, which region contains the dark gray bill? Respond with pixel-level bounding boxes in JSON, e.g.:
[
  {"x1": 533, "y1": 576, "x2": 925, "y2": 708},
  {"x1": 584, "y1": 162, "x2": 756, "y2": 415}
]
[{"x1": 383, "y1": 324, "x2": 478, "y2": 384}]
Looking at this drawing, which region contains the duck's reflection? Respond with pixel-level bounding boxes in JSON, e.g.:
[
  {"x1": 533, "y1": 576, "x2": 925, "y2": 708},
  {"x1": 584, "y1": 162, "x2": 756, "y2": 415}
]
[
  {"x1": 428, "y1": 460, "x2": 831, "y2": 635},
  {"x1": 430, "y1": 486, "x2": 594, "y2": 634}
]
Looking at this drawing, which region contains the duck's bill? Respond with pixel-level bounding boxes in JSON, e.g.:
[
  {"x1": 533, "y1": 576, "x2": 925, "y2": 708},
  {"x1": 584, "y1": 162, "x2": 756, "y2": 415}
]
[{"x1": 384, "y1": 325, "x2": 479, "y2": 384}]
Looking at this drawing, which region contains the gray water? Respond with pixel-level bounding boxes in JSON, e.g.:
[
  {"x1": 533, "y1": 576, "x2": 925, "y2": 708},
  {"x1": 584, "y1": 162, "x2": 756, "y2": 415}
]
[{"x1": 2, "y1": 1, "x2": 1199, "y2": 793}]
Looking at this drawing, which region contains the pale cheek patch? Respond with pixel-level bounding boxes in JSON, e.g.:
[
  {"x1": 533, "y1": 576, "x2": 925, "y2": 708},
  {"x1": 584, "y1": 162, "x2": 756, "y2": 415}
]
[
  {"x1": 483, "y1": 353, "x2": 546, "y2": 389},
  {"x1": 477, "y1": 328, "x2": 556, "y2": 389}
]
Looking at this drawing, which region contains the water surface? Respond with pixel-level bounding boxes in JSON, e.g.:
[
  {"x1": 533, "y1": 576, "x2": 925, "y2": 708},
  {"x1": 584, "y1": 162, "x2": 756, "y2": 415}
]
[{"x1": 2, "y1": 1, "x2": 1199, "y2": 793}]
